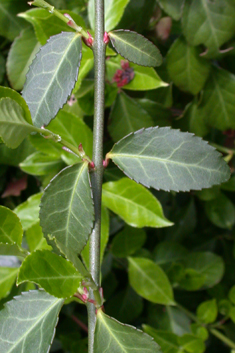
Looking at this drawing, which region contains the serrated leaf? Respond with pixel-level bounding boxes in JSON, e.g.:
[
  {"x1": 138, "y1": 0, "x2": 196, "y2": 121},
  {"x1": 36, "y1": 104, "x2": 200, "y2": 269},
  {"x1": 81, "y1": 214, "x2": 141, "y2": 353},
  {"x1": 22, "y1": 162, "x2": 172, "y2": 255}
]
[
  {"x1": 20, "y1": 151, "x2": 64, "y2": 176},
  {"x1": 17, "y1": 250, "x2": 82, "y2": 298},
  {"x1": 14, "y1": 193, "x2": 43, "y2": 231},
  {"x1": 198, "y1": 66, "x2": 235, "y2": 131},
  {"x1": 0, "y1": 267, "x2": 19, "y2": 300},
  {"x1": 109, "y1": 30, "x2": 162, "y2": 67},
  {"x1": 7, "y1": 27, "x2": 41, "y2": 91},
  {"x1": 108, "y1": 91, "x2": 154, "y2": 142},
  {"x1": 111, "y1": 226, "x2": 146, "y2": 258},
  {"x1": 108, "y1": 127, "x2": 230, "y2": 192},
  {"x1": 22, "y1": 32, "x2": 82, "y2": 128},
  {"x1": 128, "y1": 257, "x2": 174, "y2": 305},
  {"x1": 0, "y1": 98, "x2": 38, "y2": 149},
  {"x1": 0, "y1": 0, "x2": 28, "y2": 41},
  {"x1": 157, "y1": 0, "x2": 185, "y2": 21},
  {"x1": 0, "y1": 206, "x2": 23, "y2": 246},
  {"x1": 0, "y1": 290, "x2": 63, "y2": 353},
  {"x1": 106, "y1": 56, "x2": 167, "y2": 91},
  {"x1": 94, "y1": 309, "x2": 161, "y2": 353},
  {"x1": 88, "y1": 0, "x2": 130, "y2": 32},
  {"x1": 182, "y1": 0, "x2": 235, "y2": 58},
  {"x1": 102, "y1": 178, "x2": 172, "y2": 228},
  {"x1": 167, "y1": 37, "x2": 210, "y2": 95},
  {"x1": 40, "y1": 163, "x2": 94, "y2": 256}
]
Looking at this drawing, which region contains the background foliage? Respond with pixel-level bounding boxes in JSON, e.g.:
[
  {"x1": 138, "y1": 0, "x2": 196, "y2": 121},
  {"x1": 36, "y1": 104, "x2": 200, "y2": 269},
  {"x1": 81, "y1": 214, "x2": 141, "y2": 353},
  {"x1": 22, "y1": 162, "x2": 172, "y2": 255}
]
[{"x1": 0, "y1": 0, "x2": 235, "y2": 352}]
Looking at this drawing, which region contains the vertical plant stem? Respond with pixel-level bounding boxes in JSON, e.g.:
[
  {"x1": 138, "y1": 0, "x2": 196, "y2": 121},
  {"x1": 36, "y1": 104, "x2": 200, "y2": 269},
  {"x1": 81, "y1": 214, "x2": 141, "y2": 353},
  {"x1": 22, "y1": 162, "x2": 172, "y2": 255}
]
[{"x1": 87, "y1": 0, "x2": 105, "y2": 352}]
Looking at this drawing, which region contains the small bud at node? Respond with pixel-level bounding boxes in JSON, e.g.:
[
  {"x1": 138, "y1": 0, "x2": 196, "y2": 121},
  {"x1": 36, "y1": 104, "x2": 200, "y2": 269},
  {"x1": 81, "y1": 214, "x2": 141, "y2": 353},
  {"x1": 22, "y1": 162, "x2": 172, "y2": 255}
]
[{"x1": 103, "y1": 32, "x2": 110, "y2": 44}]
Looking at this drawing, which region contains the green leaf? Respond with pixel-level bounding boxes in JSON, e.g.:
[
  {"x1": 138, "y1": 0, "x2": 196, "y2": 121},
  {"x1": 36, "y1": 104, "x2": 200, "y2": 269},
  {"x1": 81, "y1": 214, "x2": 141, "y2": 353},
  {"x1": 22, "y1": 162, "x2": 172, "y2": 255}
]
[
  {"x1": 0, "y1": 54, "x2": 6, "y2": 84},
  {"x1": 153, "y1": 241, "x2": 188, "y2": 265},
  {"x1": 109, "y1": 30, "x2": 162, "y2": 67},
  {"x1": 108, "y1": 127, "x2": 230, "y2": 192},
  {"x1": 157, "y1": 0, "x2": 185, "y2": 21},
  {"x1": 143, "y1": 326, "x2": 181, "y2": 353},
  {"x1": 0, "y1": 206, "x2": 23, "y2": 246},
  {"x1": 111, "y1": 226, "x2": 146, "y2": 258},
  {"x1": 0, "y1": 86, "x2": 32, "y2": 124},
  {"x1": 205, "y1": 193, "x2": 235, "y2": 229},
  {"x1": 20, "y1": 151, "x2": 64, "y2": 176},
  {"x1": 0, "y1": 244, "x2": 27, "y2": 259},
  {"x1": 167, "y1": 37, "x2": 210, "y2": 95},
  {"x1": 14, "y1": 193, "x2": 43, "y2": 231},
  {"x1": 106, "y1": 56, "x2": 167, "y2": 91},
  {"x1": 0, "y1": 98, "x2": 38, "y2": 149},
  {"x1": 0, "y1": 0, "x2": 28, "y2": 41},
  {"x1": 182, "y1": 0, "x2": 235, "y2": 58},
  {"x1": 0, "y1": 290, "x2": 63, "y2": 353},
  {"x1": 179, "y1": 269, "x2": 206, "y2": 291},
  {"x1": 40, "y1": 163, "x2": 94, "y2": 256},
  {"x1": 81, "y1": 205, "x2": 109, "y2": 269},
  {"x1": 22, "y1": 32, "x2": 82, "y2": 128},
  {"x1": 0, "y1": 267, "x2": 19, "y2": 300},
  {"x1": 197, "y1": 299, "x2": 218, "y2": 324},
  {"x1": 94, "y1": 309, "x2": 161, "y2": 353},
  {"x1": 102, "y1": 178, "x2": 173, "y2": 228},
  {"x1": 128, "y1": 257, "x2": 174, "y2": 305},
  {"x1": 88, "y1": 0, "x2": 130, "y2": 32},
  {"x1": 7, "y1": 27, "x2": 41, "y2": 91},
  {"x1": 198, "y1": 66, "x2": 235, "y2": 131},
  {"x1": 108, "y1": 91, "x2": 154, "y2": 142},
  {"x1": 17, "y1": 250, "x2": 82, "y2": 298},
  {"x1": 229, "y1": 286, "x2": 235, "y2": 305},
  {"x1": 182, "y1": 252, "x2": 225, "y2": 289},
  {"x1": 26, "y1": 222, "x2": 51, "y2": 252},
  {"x1": 178, "y1": 334, "x2": 205, "y2": 353},
  {"x1": 73, "y1": 45, "x2": 94, "y2": 93}
]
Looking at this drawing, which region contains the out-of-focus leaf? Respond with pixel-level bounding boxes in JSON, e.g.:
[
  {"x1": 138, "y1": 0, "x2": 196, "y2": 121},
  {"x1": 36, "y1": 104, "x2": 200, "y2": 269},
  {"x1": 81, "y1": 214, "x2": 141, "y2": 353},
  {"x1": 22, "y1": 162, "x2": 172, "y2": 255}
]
[
  {"x1": 197, "y1": 299, "x2": 218, "y2": 324},
  {"x1": 157, "y1": 0, "x2": 185, "y2": 21},
  {"x1": 0, "y1": 267, "x2": 18, "y2": 300},
  {"x1": 205, "y1": 193, "x2": 235, "y2": 229},
  {"x1": 111, "y1": 226, "x2": 146, "y2": 258},
  {"x1": 0, "y1": 0, "x2": 28, "y2": 41},
  {"x1": 153, "y1": 241, "x2": 188, "y2": 264}
]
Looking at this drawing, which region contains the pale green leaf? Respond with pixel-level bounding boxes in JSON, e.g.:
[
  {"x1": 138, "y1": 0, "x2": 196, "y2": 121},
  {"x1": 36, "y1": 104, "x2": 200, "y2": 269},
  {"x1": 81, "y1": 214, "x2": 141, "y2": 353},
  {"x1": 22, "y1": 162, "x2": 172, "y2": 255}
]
[
  {"x1": 157, "y1": 0, "x2": 185, "y2": 21},
  {"x1": 0, "y1": 206, "x2": 23, "y2": 246},
  {"x1": 40, "y1": 163, "x2": 94, "y2": 256},
  {"x1": 7, "y1": 27, "x2": 41, "y2": 91},
  {"x1": 112, "y1": 226, "x2": 146, "y2": 258},
  {"x1": 14, "y1": 193, "x2": 42, "y2": 231},
  {"x1": 109, "y1": 30, "x2": 162, "y2": 67},
  {"x1": 22, "y1": 32, "x2": 82, "y2": 128},
  {"x1": 108, "y1": 127, "x2": 230, "y2": 192},
  {"x1": 20, "y1": 151, "x2": 64, "y2": 176},
  {"x1": 0, "y1": 290, "x2": 63, "y2": 353},
  {"x1": 178, "y1": 334, "x2": 205, "y2": 353},
  {"x1": 17, "y1": 250, "x2": 82, "y2": 298},
  {"x1": 182, "y1": 0, "x2": 235, "y2": 58},
  {"x1": 102, "y1": 178, "x2": 173, "y2": 228},
  {"x1": 0, "y1": 267, "x2": 18, "y2": 300},
  {"x1": 143, "y1": 326, "x2": 181, "y2": 353},
  {"x1": 88, "y1": 0, "x2": 130, "y2": 32},
  {"x1": 167, "y1": 37, "x2": 210, "y2": 95},
  {"x1": 108, "y1": 91, "x2": 154, "y2": 142},
  {"x1": 94, "y1": 309, "x2": 161, "y2": 353},
  {"x1": 0, "y1": 0, "x2": 28, "y2": 41},
  {"x1": 197, "y1": 299, "x2": 218, "y2": 324},
  {"x1": 128, "y1": 257, "x2": 174, "y2": 305},
  {"x1": 198, "y1": 66, "x2": 235, "y2": 131},
  {"x1": 26, "y1": 222, "x2": 51, "y2": 252},
  {"x1": 81, "y1": 205, "x2": 109, "y2": 269},
  {"x1": 106, "y1": 56, "x2": 167, "y2": 91}
]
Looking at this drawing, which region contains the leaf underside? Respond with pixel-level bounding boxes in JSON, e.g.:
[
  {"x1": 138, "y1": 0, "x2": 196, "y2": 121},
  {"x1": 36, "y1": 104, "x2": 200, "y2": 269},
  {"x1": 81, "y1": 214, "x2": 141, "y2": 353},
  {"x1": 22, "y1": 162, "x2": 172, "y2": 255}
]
[
  {"x1": 108, "y1": 127, "x2": 230, "y2": 192},
  {"x1": 22, "y1": 32, "x2": 82, "y2": 128}
]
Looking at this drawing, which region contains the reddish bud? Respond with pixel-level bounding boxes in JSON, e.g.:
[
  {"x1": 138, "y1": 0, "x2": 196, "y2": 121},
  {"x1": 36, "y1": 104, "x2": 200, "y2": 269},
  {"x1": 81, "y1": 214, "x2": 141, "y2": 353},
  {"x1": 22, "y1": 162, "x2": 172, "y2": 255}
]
[
  {"x1": 113, "y1": 60, "x2": 135, "y2": 88},
  {"x1": 89, "y1": 161, "x2": 95, "y2": 169},
  {"x1": 103, "y1": 31, "x2": 110, "y2": 44},
  {"x1": 83, "y1": 31, "x2": 94, "y2": 47}
]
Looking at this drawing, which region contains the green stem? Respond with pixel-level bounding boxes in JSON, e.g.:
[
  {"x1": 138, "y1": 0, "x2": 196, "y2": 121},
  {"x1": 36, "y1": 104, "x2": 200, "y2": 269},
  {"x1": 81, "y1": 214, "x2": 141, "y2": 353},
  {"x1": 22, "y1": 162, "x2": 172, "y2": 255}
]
[
  {"x1": 211, "y1": 142, "x2": 235, "y2": 155},
  {"x1": 87, "y1": 0, "x2": 106, "y2": 351}
]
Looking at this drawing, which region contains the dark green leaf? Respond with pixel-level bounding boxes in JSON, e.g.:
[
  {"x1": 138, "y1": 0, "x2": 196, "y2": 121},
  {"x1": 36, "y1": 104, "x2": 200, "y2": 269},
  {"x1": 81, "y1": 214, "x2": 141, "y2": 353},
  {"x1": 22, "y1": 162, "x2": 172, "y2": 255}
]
[
  {"x1": 108, "y1": 91, "x2": 154, "y2": 142},
  {"x1": 0, "y1": 54, "x2": 6, "y2": 84},
  {"x1": 197, "y1": 299, "x2": 218, "y2": 324},
  {"x1": 153, "y1": 241, "x2": 188, "y2": 265},
  {"x1": 182, "y1": 0, "x2": 235, "y2": 58},
  {"x1": 0, "y1": 290, "x2": 63, "y2": 353},
  {"x1": 17, "y1": 250, "x2": 82, "y2": 298},
  {"x1": 157, "y1": 0, "x2": 185, "y2": 21},
  {"x1": 143, "y1": 326, "x2": 180, "y2": 353},
  {"x1": 14, "y1": 193, "x2": 42, "y2": 231},
  {"x1": 205, "y1": 193, "x2": 235, "y2": 229},
  {"x1": 7, "y1": 27, "x2": 41, "y2": 91},
  {"x1": 109, "y1": 30, "x2": 162, "y2": 67},
  {"x1": 94, "y1": 309, "x2": 161, "y2": 353},
  {"x1": 108, "y1": 127, "x2": 230, "y2": 192},
  {"x1": 22, "y1": 32, "x2": 82, "y2": 128},
  {"x1": 20, "y1": 151, "x2": 64, "y2": 176},
  {"x1": 128, "y1": 257, "x2": 174, "y2": 305},
  {"x1": 111, "y1": 226, "x2": 146, "y2": 257},
  {"x1": 167, "y1": 37, "x2": 210, "y2": 95},
  {"x1": 40, "y1": 163, "x2": 94, "y2": 256},
  {"x1": 0, "y1": 206, "x2": 23, "y2": 246},
  {"x1": 102, "y1": 178, "x2": 173, "y2": 228},
  {"x1": 0, "y1": 0, "x2": 28, "y2": 41}
]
